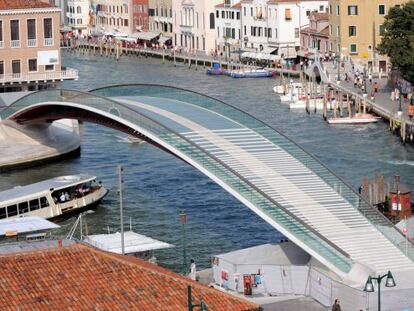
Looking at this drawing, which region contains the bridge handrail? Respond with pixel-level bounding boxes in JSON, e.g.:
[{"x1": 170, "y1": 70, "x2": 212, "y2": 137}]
[
  {"x1": 90, "y1": 84, "x2": 414, "y2": 259},
  {"x1": 2, "y1": 88, "x2": 354, "y2": 273}
]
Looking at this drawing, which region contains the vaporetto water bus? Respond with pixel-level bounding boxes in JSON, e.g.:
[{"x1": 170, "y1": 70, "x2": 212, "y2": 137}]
[{"x1": 0, "y1": 175, "x2": 108, "y2": 221}]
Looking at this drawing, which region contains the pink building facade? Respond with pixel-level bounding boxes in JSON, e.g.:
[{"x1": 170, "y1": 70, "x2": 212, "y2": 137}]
[{"x1": 300, "y1": 12, "x2": 329, "y2": 58}]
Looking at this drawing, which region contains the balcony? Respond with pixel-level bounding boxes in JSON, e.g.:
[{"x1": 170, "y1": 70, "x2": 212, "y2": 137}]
[
  {"x1": 44, "y1": 38, "x2": 54, "y2": 46},
  {"x1": 27, "y1": 39, "x2": 37, "y2": 47},
  {"x1": 10, "y1": 40, "x2": 20, "y2": 48},
  {"x1": 180, "y1": 24, "x2": 193, "y2": 35},
  {"x1": 0, "y1": 67, "x2": 79, "y2": 84}
]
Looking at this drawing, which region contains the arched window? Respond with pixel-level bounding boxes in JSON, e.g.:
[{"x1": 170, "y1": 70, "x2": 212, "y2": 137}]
[
  {"x1": 209, "y1": 12, "x2": 214, "y2": 29},
  {"x1": 77, "y1": 6, "x2": 81, "y2": 14}
]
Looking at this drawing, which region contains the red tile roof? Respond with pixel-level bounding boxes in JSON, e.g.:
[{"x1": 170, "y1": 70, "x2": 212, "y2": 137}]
[
  {"x1": 0, "y1": 242, "x2": 260, "y2": 310},
  {"x1": 0, "y1": 0, "x2": 55, "y2": 10}
]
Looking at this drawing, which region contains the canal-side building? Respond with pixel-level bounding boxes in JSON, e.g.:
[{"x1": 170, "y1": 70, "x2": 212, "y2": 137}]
[
  {"x1": 240, "y1": 0, "x2": 328, "y2": 59},
  {"x1": 214, "y1": 0, "x2": 242, "y2": 56},
  {"x1": 41, "y1": 0, "x2": 67, "y2": 28},
  {"x1": 0, "y1": 241, "x2": 260, "y2": 310},
  {"x1": 299, "y1": 11, "x2": 329, "y2": 59},
  {"x1": 133, "y1": 0, "x2": 149, "y2": 32},
  {"x1": 0, "y1": 0, "x2": 78, "y2": 93},
  {"x1": 148, "y1": 0, "x2": 173, "y2": 37},
  {"x1": 66, "y1": 0, "x2": 91, "y2": 35},
  {"x1": 328, "y1": 0, "x2": 407, "y2": 72},
  {"x1": 172, "y1": 0, "x2": 223, "y2": 54}
]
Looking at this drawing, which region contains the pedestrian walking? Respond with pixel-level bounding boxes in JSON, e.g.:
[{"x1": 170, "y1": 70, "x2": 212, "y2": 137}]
[
  {"x1": 188, "y1": 259, "x2": 196, "y2": 281},
  {"x1": 374, "y1": 81, "x2": 379, "y2": 93},
  {"x1": 368, "y1": 73, "x2": 372, "y2": 84},
  {"x1": 331, "y1": 299, "x2": 341, "y2": 311}
]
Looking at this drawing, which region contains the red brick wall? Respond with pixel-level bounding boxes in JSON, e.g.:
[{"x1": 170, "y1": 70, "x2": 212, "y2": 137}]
[{"x1": 132, "y1": 0, "x2": 149, "y2": 32}]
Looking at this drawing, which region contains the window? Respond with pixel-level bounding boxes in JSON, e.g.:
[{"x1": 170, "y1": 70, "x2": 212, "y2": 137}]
[
  {"x1": 348, "y1": 5, "x2": 358, "y2": 16},
  {"x1": 251, "y1": 7, "x2": 253, "y2": 16},
  {"x1": 10, "y1": 20, "x2": 19, "y2": 41},
  {"x1": 0, "y1": 61, "x2": 3, "y2": 75},
  {"x1": 0, "y1": 20, "x2": 3, "y2": 43},
  {"x1": 379, "y1": 24, "x2": 385, "y2": 35},
  {"x1": 237, "y1": 12, "x2": 240, "y2": 20},
  {"x1": 267, "y1": 28, "x2": 272, "y2": 38},
  {"x1": 7, "y1": 205, "x2": 17, "y2": 217},
  {"x1": 379, "y1": 5, "x2": 385, "y2": 15},
  {"x1": 43, "y1": 18, "x2": 53, "y2": 39},
  {"x1": 0, "y1": 207, "x2": 5, "y2": 219},
  {"x1": 45, "y1": 64, "x2": 54, "y2": 71},
  {"x1": 221, "y1": 10, "x2": 224, "y2": 18},
  {"x1": 306, "y1": 10, "x2": 311, "y2": 17},
  {"x1": 18, "y1": 201, "x2": 29, "y2": 214},
  {"x1": 295, "y1": 27, "x2": 299, "y2": 38},
  {"x1": 337, "y1": 26, "x2": 340, "y2": 36},
  {"x1": 77, "y1": 6, "x2": 81, "y2": 14},
  {"x1": 243, "y1": 7, "x2": 246, "y2": 16},
  {"x1": 29, "y1": 199, "x2": 40, "y2": 211},
  {"x1": 349, "y1": 25, "x2": 357, "y2": 36},
  {"x1": 27, "y1": 19, "x2": 36, "y2": 40},
  {"x1": 336, "y1": 5, "x2": 339, "y2": 16},
  {"x1": 216, "y1": 10, "x2": 219, "y2": 18},
  {"x1": 77, "y1": 18, "x2": 82, "y2": 24},
  {"x1": 40, "y1": 197, "x2": 49, "y2": 208},
  {"x1": 350, "y1": 44, "x2": 357, "y2": 54},
  {"x1": 319, "y1": 5, "x2": 324, "y2": 12},
  {"x1": 209, "y1": 13, "x2": 215, "y2": 29},
  {"x1": 28, "y1": 59, "x2": 37, "y2": 72},
  {"x1": 12, "y1": 60, "x2": 20, "y2": 74},
  {"x1": 285, "y1": 8, "x2": 291, "y2": 20},
  {"x1": 231, "y1": 28, "x2": 235, "y2": 39},
  {"x1": 244, "y1": 25, "x2": 246, "y2": 35}
]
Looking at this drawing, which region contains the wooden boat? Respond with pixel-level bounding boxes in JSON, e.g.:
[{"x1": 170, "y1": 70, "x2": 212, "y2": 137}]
[
  {"x1": 327, "y1": 113, "x2": 381, "y2": 124},
  {"x1": 0, "y1": 175, "x2": 108, "y2": 221}
]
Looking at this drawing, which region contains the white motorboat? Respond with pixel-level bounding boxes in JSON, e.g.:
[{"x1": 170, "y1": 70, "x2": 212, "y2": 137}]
[
  {"x1": 273, "y1": 82, "x2": 303, "y2": 94},
  {"x1": 327, "y1": 113, "x2": 381, "y2": 124},
  {"x1": 289, "y1": 98, "x2": 326, "y2": 110},
  {"x1": 0, "y1": 175, "x2": 108, "y2": 221}
]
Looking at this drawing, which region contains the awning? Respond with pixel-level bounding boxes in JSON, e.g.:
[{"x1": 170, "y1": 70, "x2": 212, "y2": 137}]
[
  {"x1": 241, "y1": 52, "x2": 280, "y2": 61},
  {"x1": 261, "y1": 47, "x2": 277, "y2": 54},
  {"x1": 279, "y1": 46, "x2": 297, "y2": 59},
  {"x1": 131, "y1": 31, "x2": 160, "y2": 41},
  {"x1": 158, "y1": 36, "x2": 172, "y2": 44}
]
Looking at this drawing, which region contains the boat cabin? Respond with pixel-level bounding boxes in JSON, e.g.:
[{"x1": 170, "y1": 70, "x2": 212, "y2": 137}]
[{"x1": 0, "y1": 175, "x2": 108, "y2": 221}]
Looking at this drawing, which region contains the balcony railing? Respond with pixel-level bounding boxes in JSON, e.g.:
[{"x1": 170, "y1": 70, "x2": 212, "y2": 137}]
[
  {"x1": 27, "y1": 39, "x2": 37, "y2": 47},
  {"x1": 44, "y1": 38, "x2": 54, "y2": 46},
  {"x1": 0, "y1": 41, "x2": 3, "y2": 48},
  {"x1": 10, "y1": 40, "x2": 20, "y2": 48},
  {"x1": 0, "y1": 67, "x2": 78, "y2": 84}
]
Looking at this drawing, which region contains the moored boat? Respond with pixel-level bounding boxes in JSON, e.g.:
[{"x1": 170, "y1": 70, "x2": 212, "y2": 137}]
[
  {"x1": 0, "y1": 175, "x2": 108, "y2": 221},
  {"x1": 327, "y1": 113, "x2": 381, "y2": 124},
  {"x1": 206, "y1": 62, "x2": 225, "y2": 75}
]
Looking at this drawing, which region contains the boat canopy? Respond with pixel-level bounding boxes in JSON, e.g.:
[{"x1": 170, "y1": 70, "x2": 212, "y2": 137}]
[
  {"x1": 158, "y1": 36, "x2": 172, "y2": 45},
  {"x1": 131, "y1": 32, "x2": 160, "y2": 41},
  {"x1": 0, "y1": 216, "x2": 59, "y2": 236},
  {"x1": 0, "y1": 175, "x2": 97, "y2": 206}
]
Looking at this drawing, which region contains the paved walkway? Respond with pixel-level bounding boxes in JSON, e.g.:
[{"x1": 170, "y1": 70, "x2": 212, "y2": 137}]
[{"x1": 262, "y1": 296, "x2": 328, "y2": 311}]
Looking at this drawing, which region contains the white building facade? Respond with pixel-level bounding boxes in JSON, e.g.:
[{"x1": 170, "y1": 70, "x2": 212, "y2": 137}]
[
  {"x1": 172, "y1": 0, "x2": 222, "y2": 54},
  {"x1": 67, "y1": 0, "x2": 91, "y2": 35},
  {"x1": 241, "y1": 0, "x2": 328, "y2": 58},
  {"x1": 214, "y1": 0, "x2": 241, "y2": 56},
  {"x1": 149, "y1": 0, "x2": 173, "y2": 36}
]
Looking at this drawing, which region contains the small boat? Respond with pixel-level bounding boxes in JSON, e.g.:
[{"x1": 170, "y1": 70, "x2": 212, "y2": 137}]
[
  {"x1": 289, "y1": 98, "x2": 326, "y2": 110},
  {"x1": 273, "y1": 83, "x2": 303, "y2": 94},
  {"x1": 127, "y1": 135, "x2": 145, "y2": 144},
  {"x1": 231, "y1": 69, "x2": 275, "y2": 78},
  {"x1": 0, "y1": 175, "x2": 108, "y2": 221},
  {"x1": 206, "y1": 63, "x2": 224, "y2": 75},
  {"x1": 327, "y1": 113, "x2": 381, "y2": 124}
]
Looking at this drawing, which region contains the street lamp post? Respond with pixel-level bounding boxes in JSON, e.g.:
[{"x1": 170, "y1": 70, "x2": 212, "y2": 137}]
[
  {"x1": 179, "y1": 211, "x2": 188, "y2": 275},
  {"x1": 364, "y1": 271, "x2": 396, "y2": 311},
  {"x1": 398, "y1": 82, "x2": 403, "y2": 113},
  {"x1": 364, "y1": 66, "x2": 368, "y2": 96}
]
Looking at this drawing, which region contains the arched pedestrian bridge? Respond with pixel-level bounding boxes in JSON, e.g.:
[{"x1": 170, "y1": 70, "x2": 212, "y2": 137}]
[{"x1": 2, "y1": 85, "x2": 414, "y2": 281}]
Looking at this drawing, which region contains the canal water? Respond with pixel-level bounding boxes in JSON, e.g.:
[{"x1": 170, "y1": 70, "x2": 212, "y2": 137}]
[{"x1": 1, "y1": 50, "x2": 414, "y2": 272}]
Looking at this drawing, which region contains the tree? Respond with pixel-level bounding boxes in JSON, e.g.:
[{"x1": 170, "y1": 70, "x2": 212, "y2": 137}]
[{"x1": 377, "y1": 1, "x2": 414, "y2": 83}]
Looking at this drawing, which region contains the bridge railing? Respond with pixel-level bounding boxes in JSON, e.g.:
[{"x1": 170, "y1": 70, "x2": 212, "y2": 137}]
[
  {"x1": 2, "y1": 87, "x2": 354, "y2": 274},
  {"x1": 91, "y1": 84, "x2": 414, "y2": 262}
]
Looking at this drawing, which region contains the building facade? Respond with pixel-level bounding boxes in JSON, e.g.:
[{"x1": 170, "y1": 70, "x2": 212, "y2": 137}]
[
  {"x1": 0, "y1": 0, "x2": 78, "y2": 92},
  {"x1": 328, "y1": 0, "x2": 407, "y2": 72},
  {"x1": 148, "y1": 0, "x2": 173, "y2": 36},
  {"x1": 132, "y1": 0, "x2": 149, "y2": 32},
  {"x1": 241, "y1": 0, "x2": 328, "y2": 58},
  {"x1": 172, "y1": 0, "x2": 223, "y2": 54},
  {"x1": 66, "y1": 0, "x2": 90, "y2": 35},
  {"x1": 214, "y1": 0, "x2": 242, "y2": 56},
  {"x1": 300, "y1": 11, "x2": 329, "y2": 58}
]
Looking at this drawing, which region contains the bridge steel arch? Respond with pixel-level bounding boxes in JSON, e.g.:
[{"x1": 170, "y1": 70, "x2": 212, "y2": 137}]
[{"x1": 2, "y1": 85, "x2": 414, "y2": 281}]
